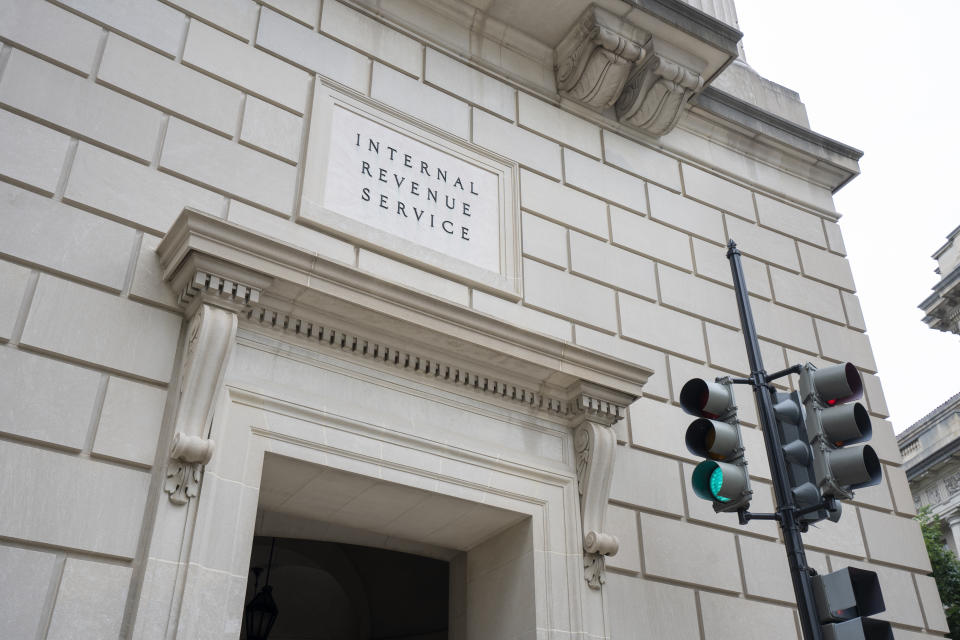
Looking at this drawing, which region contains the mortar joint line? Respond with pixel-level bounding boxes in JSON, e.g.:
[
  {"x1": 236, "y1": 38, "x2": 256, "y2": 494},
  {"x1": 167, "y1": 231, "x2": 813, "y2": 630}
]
[
  {"x1": 151, "y1": 114, "x2": 170, "y2": 169},
  {"x1": 81, "y1": 373, "x2": 111, "y2": 455},
  {"x1": 88, "y1": 27, "x2": 110, "y2": 81},
  {"x1": 175, "y1": 14, "x2": 190, "y2": 63},
  {"x1": 53, "y1": 138, "x2": 80, "y2": 201},
  {"x1": 37, "y1": 552, "x2": 67, "y2": 640},
  {"x1": 9, "y1": 270, "x2": 40, "y2": 346},
  {"x1": 120, "y1": 231, "x2": 145, "y2": 298}
]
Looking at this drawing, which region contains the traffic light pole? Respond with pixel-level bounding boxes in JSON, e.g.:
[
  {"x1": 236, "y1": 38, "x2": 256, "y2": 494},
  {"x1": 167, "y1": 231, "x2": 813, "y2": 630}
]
[{"x1": 726, "y1": 240, "x2": 824, "y2": 640}]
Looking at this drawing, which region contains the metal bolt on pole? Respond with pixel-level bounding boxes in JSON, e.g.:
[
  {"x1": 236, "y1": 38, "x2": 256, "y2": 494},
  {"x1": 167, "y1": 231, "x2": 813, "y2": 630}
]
[{"x1": 726, "y1": 240, "x2": 823, "y2": 640}]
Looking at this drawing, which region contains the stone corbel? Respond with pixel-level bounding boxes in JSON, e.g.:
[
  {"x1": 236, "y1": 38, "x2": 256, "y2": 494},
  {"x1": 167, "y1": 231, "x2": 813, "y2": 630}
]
[
  {"x1": 615, "y1": 53, "x2": 704, "y2": 137},
  {"x1": 164, "y1": 303, "x2": 238, "y2": 505},
  {"x1": 567, "y1": 382, "x2": 634, "y2": 589},
  {"x1": 555, "y1": 6, "x2": 648, "y2": 110}
]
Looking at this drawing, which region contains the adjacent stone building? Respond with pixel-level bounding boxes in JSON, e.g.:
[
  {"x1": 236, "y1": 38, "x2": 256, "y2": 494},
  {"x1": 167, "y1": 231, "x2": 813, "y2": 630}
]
[
  {"x1": 0, "y1": 0, "x2": 945, "y2": 638},
  {"x1": 920, "y1": 223, "x2": 960, "y2": 336},
  {"x1": 899, "y1": 393, "x2": 960, "y2": 552},
  {"x1": 900, "y1": 225, "x2": 960, "y2": 569}
]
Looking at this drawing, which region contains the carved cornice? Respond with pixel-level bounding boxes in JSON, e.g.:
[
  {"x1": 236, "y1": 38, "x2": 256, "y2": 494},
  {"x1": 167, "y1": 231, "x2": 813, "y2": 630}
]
[
  {"x1": 245, "y1": 303, "x2": 574, "y2": 416},
  {"x1": 245, "y1": 304, "x2": 644, "y2": 425},
  {"x1": 164, "y1": 304, "x2": 237, "y2": 505},
  {"x1": 616, "y1": 53, "x2": 703, "y2": 137},
  {"x1": 555, "y1": 6, "x2": 648, "y2": 110},
  {"x1": 157, "y1": 209, "x2": 652, "y2": 405},
  {"x1": 157, "y1": 211, "x2": 645, "y2": 422}
]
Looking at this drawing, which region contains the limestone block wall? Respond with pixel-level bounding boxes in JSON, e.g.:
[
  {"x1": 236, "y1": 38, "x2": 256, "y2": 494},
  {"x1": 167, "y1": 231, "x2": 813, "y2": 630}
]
[{"x1": 0, "y1": 0, "x2": 946, "y2": 638}]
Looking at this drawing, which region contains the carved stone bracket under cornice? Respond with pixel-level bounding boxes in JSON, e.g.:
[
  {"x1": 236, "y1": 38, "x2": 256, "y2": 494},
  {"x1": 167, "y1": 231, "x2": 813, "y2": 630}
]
[
  {"x1": 554, "y1": 3, "x2": 736, "y2": 137},
  {"x1": 567, "y1": 381, "x2": 633, "y2": 589},
  {"x1": 555, "y1": 6, "x2": 648, "y2": 110},
  {"x1": 616, "y1": 53, "x2": 703, "y2": 137},
  {"x1": 163, "y1": 303, "x2": 238, "y2": 505}
]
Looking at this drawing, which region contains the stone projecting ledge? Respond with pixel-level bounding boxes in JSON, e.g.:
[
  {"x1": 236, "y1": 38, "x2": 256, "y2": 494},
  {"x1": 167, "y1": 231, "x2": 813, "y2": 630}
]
[
  {"x1": 364, "y1": 0, "x2": 740, "y2": 138},
  {"x1": 360, "y1": 0, "x2": 862, "y2": 192}
]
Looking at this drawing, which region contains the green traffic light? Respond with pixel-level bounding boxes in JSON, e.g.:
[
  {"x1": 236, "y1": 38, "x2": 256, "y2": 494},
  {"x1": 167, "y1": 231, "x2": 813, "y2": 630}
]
[
  {"x1": 691, "y1": 460, "x2": 718, "y2": 502},
  {"x1": 692, "y1": 459, "x2": 745, "y2": 504},
  {"x1": 709, "y1": 467, "x2": 731, "y2": 502}
]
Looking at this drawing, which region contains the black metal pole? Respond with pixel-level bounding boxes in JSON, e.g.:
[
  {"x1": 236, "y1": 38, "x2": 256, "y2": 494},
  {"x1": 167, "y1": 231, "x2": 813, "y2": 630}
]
[{"x1": 726, "y1": 240, "x2": 822, "y2": 640}]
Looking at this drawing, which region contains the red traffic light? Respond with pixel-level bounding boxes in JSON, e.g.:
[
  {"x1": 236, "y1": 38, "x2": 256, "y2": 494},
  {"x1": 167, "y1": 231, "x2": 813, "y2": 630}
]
[
  {"x1": 812, "y1": 362, "x2": 863, "y2": 405},
  {"x1": 680, "y1": 378, "x2": 733, "y2": 419}
]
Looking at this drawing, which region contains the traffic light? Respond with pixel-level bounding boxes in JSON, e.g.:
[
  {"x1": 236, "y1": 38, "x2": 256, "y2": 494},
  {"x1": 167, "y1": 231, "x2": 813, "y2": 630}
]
[
  {"x1": 680, "y1": 377, "x2": 752, "y2": 512},
  {"x1": 799, "y1": 362, "x2": 882, "y2": 501},
  {"x1": 771, "y1": 389, "x2": 836, "y2": 525},
  {"x1": 812, "y1": 567, "x2": 892, "y2": 640}
]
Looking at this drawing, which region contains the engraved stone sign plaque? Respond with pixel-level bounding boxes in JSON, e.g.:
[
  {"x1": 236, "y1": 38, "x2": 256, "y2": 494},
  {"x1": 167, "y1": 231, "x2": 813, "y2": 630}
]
[
  {"x1": 300, "y1": 83, "x2": 520, "y2": 298},
  {"x1": 325, "y1": 106, "x2": 500, "y2": 272}
]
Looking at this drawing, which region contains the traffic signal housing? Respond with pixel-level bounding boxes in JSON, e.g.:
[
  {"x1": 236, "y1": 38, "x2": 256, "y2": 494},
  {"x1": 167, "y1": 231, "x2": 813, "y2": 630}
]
[
  {"x1": 680, "y1": 377, "x2": 752, "y2": 512},
  {"x1": 813, "y1": 567, "x2": 892, "y2": 640},
  {"x1": 799, "y1": 363, "x2": 881, "y2": 501},
  {"x1": 771, "y1": 389, "x2": 836, "y2": 525}
]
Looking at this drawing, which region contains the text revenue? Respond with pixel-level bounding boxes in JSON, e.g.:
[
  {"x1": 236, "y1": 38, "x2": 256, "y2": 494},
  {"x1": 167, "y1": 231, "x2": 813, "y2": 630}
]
[{"x1": 323, "y1": 106, "x2": 501, "y2": 273}]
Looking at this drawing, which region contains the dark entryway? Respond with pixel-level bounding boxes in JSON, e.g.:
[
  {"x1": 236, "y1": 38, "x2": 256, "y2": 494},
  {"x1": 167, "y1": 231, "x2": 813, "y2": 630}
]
[{"x1": 242, "y1": 536, "x2": 449, "y2": 640}]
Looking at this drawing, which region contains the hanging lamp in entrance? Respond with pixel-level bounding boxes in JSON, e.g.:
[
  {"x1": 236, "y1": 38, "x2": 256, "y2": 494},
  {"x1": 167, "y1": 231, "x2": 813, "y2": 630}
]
[{"x1": 244, "y1": 537, "x2": 279, "y2": 640}]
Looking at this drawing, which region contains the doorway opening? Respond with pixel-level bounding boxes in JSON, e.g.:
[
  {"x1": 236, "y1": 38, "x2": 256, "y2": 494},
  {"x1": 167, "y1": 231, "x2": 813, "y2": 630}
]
[
  {"x1": 244, "y1": 453, "x2": 538, "y2": 639},
  {"x1": 242, "y1": 536, "x2": 449, "y2": 640}
]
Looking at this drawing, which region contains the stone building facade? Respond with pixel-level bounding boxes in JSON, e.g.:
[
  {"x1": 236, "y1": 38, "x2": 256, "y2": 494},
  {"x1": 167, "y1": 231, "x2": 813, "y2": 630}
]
[{"x1": 0, "y1": 0, "x2": 946, "y2": 638}]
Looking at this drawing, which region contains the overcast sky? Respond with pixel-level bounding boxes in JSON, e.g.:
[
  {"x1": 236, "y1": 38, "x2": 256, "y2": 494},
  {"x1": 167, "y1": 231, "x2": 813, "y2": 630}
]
[{"x1": 733, "y1": 0, "x2": 960, "y2": 432}]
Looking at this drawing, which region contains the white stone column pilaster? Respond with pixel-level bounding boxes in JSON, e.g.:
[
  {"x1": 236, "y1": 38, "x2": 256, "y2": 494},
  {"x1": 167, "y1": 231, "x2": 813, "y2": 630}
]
[{"x1": 946, "y1": 514, "x2": 960, "y2": 555}]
